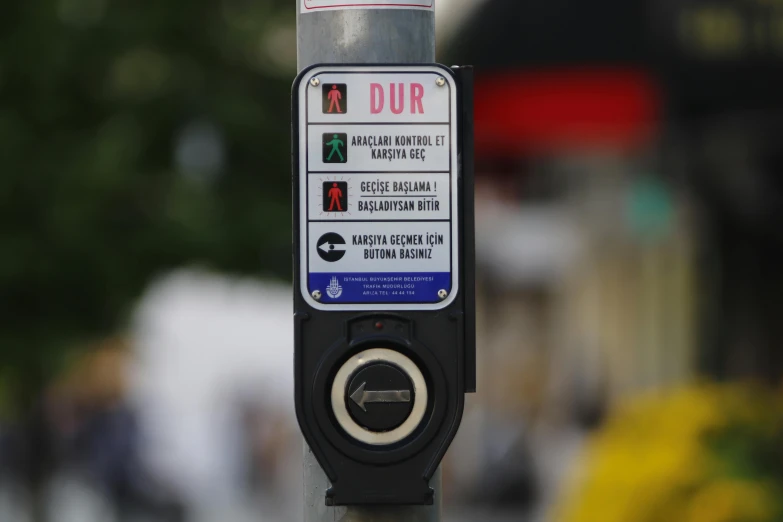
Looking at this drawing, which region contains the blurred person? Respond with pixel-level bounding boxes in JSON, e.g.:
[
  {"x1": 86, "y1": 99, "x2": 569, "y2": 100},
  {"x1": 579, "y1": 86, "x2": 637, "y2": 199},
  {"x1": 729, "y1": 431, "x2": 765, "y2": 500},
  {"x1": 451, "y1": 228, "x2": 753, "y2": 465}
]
[
  {"x1": 68, "y1": 345, "x2": 185, "y2": 521},
  {"x1": 17, "y1": 341, "x2": 186, "y2": 522}
]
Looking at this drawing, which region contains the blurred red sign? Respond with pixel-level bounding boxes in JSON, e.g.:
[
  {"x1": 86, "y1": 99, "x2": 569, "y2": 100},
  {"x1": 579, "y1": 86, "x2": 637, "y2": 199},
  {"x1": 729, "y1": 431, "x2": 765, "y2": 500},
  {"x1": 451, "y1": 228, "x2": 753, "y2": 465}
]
[{"x1": 474, "y1": 68, "x2": 660, "y2": 156}]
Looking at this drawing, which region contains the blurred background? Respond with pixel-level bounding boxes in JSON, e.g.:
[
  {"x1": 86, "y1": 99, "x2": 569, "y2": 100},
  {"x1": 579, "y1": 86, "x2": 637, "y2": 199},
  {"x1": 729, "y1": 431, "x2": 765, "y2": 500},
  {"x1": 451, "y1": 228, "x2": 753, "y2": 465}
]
[{"x1": 2, "y1": 0, "x2": 783, "y2": 520}]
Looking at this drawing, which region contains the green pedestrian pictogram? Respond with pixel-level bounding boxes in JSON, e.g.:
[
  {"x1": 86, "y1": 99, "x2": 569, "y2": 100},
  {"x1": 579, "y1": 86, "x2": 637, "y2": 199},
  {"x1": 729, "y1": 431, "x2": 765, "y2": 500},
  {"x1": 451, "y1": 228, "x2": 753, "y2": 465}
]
[
  {"x1": 323, "y1": 132, "x2": 348, "y2": 163},
  {"x1": 327, "y1": 135, "x2": 344, "y2": 161}
]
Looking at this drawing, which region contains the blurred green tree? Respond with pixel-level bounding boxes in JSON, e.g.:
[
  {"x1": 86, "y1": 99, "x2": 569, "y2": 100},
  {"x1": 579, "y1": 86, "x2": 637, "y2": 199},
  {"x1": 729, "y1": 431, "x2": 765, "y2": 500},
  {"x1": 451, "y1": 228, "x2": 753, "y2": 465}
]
[{"x1": 0, "y1": 0, "x2": 296, "y2": 412}]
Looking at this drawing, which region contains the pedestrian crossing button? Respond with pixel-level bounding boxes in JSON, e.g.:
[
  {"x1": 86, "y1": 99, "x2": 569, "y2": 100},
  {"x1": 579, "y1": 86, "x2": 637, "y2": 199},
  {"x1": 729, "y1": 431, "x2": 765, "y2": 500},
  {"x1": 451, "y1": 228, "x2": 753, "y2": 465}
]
[{"x1": 331, "y1": 348, "x2": 428, "y2": 446}]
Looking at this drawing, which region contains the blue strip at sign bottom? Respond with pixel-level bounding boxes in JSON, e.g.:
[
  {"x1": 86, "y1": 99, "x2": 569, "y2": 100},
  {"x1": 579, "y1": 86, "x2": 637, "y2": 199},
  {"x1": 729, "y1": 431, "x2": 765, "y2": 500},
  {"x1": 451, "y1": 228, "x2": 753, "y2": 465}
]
[{"x1": 309, "y1": 272, "x2": 451, "y2": 304}]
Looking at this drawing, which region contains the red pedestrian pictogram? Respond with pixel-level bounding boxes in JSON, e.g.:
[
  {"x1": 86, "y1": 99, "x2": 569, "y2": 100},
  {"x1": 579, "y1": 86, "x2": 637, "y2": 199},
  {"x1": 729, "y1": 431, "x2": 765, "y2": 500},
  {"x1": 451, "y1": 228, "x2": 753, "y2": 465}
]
[
  {"x1": 323, "y1": 181, "x2": 348, "y2": 212},
  {"x1": 327, "y1": 85, "x2": 343, "y2": 113},
  {"x1": 328, "y1": 182, "x2": 343, "y2": 211}
]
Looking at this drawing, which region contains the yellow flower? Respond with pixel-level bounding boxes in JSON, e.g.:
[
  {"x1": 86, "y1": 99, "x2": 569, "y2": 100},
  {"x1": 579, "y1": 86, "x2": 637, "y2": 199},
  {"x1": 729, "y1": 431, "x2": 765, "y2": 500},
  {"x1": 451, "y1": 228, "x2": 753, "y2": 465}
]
[{"x1": 550, "y1": 383, "x2": 783, "y2": 522}]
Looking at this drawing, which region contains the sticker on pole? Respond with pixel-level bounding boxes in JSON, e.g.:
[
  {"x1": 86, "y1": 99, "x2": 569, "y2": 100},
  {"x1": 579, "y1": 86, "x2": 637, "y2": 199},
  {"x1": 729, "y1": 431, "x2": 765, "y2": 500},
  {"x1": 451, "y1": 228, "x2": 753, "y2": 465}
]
[
  {"x1": 302, "y1": 0, "x2": 433, "y2": 13},
  {"x1": 295, "y1": 65, "x2": 459, "y2": 311}
]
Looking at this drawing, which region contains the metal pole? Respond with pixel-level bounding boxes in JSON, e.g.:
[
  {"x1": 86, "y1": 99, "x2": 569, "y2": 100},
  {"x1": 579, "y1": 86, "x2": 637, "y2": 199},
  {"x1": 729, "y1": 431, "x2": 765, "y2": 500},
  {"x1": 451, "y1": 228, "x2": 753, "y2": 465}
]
[
  {"x1": 297, "y1": 4, "x2": 440, "y2": 521},
  {"x1": 297, "y1": 9, "x2": 435, "y2": 67}
]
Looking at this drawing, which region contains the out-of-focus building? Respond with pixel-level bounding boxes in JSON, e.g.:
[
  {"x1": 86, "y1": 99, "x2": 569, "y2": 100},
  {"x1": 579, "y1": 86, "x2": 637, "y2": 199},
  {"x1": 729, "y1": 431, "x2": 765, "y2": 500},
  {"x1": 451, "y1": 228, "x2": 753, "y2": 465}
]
[
  {"x1": 650, "y1": 0, "x2": 783, "y2": 382},
  {"x1": 440, "y1": 0, "x2": 783, "y2": 515}
]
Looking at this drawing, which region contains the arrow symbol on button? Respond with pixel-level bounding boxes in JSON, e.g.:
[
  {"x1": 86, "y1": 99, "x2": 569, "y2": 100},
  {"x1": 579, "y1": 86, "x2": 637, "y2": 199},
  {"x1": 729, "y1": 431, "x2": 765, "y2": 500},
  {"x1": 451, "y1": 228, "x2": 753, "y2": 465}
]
[
  {"x1": 319, "y1": 242, "x2": 346, "y2": 253},
  {"x1": 349, "y1": 382, "x2": 411, "y2": 412}
]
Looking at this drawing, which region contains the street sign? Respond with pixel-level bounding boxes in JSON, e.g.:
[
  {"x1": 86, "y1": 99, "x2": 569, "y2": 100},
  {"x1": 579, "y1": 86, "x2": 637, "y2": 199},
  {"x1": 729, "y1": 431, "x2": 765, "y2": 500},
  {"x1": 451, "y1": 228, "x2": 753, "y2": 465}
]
[
  {"x1": 296, "y1": 65, "x2": 459, "y2": 311},
  {"x1": 302, "y1": 0, "x2": 434, "y2": 13},
  {"x1": 292, "y1": 64, "x2": 475, "y2": 506}
]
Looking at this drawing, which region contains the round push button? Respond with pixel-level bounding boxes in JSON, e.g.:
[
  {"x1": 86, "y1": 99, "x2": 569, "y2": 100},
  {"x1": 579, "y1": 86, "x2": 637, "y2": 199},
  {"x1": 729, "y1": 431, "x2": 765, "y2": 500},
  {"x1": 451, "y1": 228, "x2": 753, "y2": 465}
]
[
  {"x1": 331, "y1": 348, "x2": 428, "y2": 446},
  {"x1": 346, "y1": 363, "x2": 415, "y2": 432}
]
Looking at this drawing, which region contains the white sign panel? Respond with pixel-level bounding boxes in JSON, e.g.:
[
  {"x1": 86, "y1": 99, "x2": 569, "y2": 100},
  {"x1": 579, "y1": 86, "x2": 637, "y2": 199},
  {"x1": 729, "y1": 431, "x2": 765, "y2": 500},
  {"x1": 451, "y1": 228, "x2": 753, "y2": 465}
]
[
  {"x1": 297, "y1": 65, "x2": 458, "y2": 311},
  {"x1": 302, "y1": 0, "x2": 433, "y2": 14}
]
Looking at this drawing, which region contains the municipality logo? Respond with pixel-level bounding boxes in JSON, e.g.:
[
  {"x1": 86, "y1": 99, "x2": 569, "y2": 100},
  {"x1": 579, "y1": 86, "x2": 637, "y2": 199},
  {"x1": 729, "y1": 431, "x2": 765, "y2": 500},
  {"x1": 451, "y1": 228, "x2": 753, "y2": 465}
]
[{"x1": 326, "y1": 276, "x2": 343, "y2": 299}]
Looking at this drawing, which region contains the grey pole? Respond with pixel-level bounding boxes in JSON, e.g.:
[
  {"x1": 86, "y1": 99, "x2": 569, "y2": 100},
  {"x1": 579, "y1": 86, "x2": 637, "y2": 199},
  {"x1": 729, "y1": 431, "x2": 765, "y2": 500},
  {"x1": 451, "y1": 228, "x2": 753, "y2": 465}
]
[
  {"x1": 297, "y1": 3, "x2": 441, "y2": 522},
  {"x1": 297, "y1": 9, "x2": 435, "y2": 67}
]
